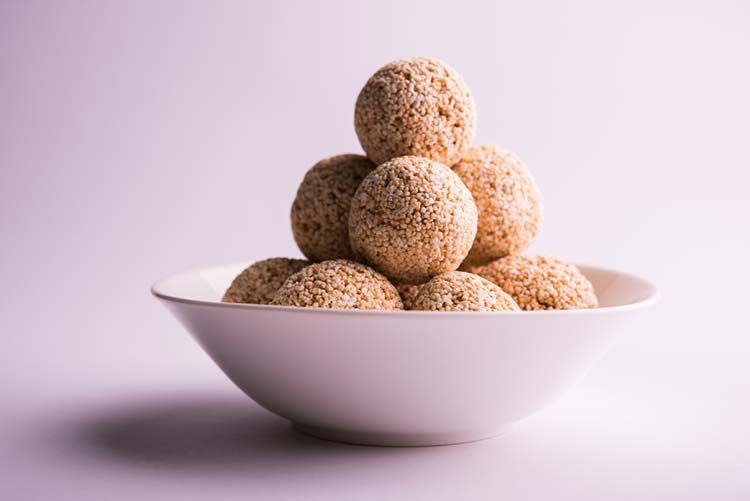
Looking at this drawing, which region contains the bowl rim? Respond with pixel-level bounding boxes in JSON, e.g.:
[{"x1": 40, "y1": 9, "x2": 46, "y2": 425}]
[{"x1": 151, "y1": 262, "x2": 659, "y2": 317}]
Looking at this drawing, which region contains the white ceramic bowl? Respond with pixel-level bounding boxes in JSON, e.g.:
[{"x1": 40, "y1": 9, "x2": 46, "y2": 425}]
[{"x1": 152, "y1": 263, "x2": 657, "y2": 446}]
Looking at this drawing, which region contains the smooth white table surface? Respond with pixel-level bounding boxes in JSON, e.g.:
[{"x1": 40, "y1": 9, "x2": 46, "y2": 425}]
[{"x1": 2, "y1": 1, "x2": 748, "y2": 499}]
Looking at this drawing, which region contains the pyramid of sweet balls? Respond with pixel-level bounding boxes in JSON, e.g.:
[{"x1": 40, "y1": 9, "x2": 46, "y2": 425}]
[{"x1": 222, "y1": 57, "x2": 598, "y2": 312}]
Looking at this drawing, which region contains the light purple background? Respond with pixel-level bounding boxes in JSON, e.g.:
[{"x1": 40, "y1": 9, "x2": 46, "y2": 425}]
[{"x1": 2, "y1": 1, "x2": 749, "y2": 499}]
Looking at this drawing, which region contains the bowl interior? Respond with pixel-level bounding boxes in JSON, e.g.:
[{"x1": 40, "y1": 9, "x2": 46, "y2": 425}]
[{"x1": 153, "y1": 263, "x2": 657, "y2": 311}]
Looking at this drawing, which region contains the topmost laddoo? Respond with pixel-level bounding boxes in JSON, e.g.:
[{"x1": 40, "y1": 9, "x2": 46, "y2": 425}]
[{"x1": 354, "y1": 57, "x2": 476, "y2": 166}]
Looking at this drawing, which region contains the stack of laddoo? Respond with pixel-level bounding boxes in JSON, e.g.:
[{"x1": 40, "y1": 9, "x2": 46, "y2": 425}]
[{"x1": 222, "y1": 57, "x2": 598, "y2": 312}]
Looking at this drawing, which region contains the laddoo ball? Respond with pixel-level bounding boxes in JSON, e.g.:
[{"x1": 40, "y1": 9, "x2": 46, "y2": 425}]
[
  {"x1": 453, "y1": 145, "x2": 543, "y2": 266},
  {"x1": 354, "y1": 57, "x2": 476, "y2": 166},
  {"x1": 471, "y1": 255, "x2": 598, "y2": 311},
  {"x1": 291, "y1": 154, "x2": 375, "y2": 261},
  {"x1": 394, "y1": 283, "x2": 422, "y2": 310},
  {"x1": 271, "y1": 259, "x2": 403, "y2": 310},
  {"x1": 410, "y1": 271, "x2": 520, "y2": 312},
  {"x1": 348, "y1": 156, "x2": 478, "y2": 284},
  {"x1": 222, "y1": 258, "x2": 309, "y2": 305}
]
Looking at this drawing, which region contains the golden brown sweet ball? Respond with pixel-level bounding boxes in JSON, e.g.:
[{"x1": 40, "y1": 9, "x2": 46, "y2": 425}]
[
  {"x1": 271, "y1": 260, "x2": 403, "y2": 310},
  {"x1": 348, "y1": 156, "x2": 478, "y2": 284},
  {"x1": 471, "y1": 255, "x2": 598, "y2": 311},
  {"x1": 222, "y1": 258, "x2": 310, "y2": 305},
  {"x1": 354, "y1": 57, "x2": 477, "y2": 166},
  {"x1": 395, "y1": 283, "x2": 422, "y2": 310},
  {"x1": 410, "y1": 271, "x2": 520, "y2": 312},
  {"x1": 453, "y1": 145, "x2": 543, "y2": 266},
  {"x1": 291, "y1": 154, "x2": 376, "y2": 261}
]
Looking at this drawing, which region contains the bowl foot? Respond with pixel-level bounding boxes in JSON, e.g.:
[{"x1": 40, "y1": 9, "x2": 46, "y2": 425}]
[{"x1": 292, "y1": 423, "x2": 510, "y2": 447}]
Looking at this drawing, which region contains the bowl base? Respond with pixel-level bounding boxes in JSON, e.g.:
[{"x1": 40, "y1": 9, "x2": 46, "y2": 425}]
[{"x1": 292, "y1": 423, "x2": 510, "y2": 447}]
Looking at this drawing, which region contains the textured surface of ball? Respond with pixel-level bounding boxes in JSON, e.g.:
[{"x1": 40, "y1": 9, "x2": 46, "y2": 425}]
[
  {"x1": 410, "y1": 271, "x2": 520, "y2": 312},
  {"x1": 222, "y1": 258, "x2": 309, "y2": 305},
  {"x1": 471, "y1": 255, "x2": 598, "y2": 310},
  {"x1": 271, "y1": 260, "x2": 403, "y2": 310},
  {"x1": 291, "y1": 154, "x2": 375, "y2": 261},
  {"x1": 453, "y1": 145, "x2": 543, "y2": 266},
  {"x1": 349, "y1": 156, "x2": 478, "y2": 284},
  {"x1": 395, "y1": 283, "x2": 422, "y2": 310},
  {"x1": 354, "y1": 57, "x2": 477, "y2": 166}
]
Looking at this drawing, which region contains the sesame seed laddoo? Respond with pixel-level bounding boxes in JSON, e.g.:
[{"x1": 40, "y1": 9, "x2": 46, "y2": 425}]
[
  {"x1": 411, "y1": 271, "x2": 520, "y2": 312},
  {"x1": 354, "y1": 57, "x2": 477, "y2": 166},
  {"x1": 395, "y1": 283, "x2": 422, "y2": 310},
  {"x1": 349, "y1": 156, "x2": 478, "y2": 284},
  {"x1": 271, "y1": 259, "x2": 403, "y2": 310},
  {"x1": 291, "y1": 154, "x2": 375, "y2": 261},
  {"x1": 222, "y1": 258, "x2": 309, "y2": 305},
  {"x1": 453, "y1": 145, "x2": 543, "y2": 266},
  {"x1": 472, "y1": 255, "x2": 598, "y2": 311}
]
